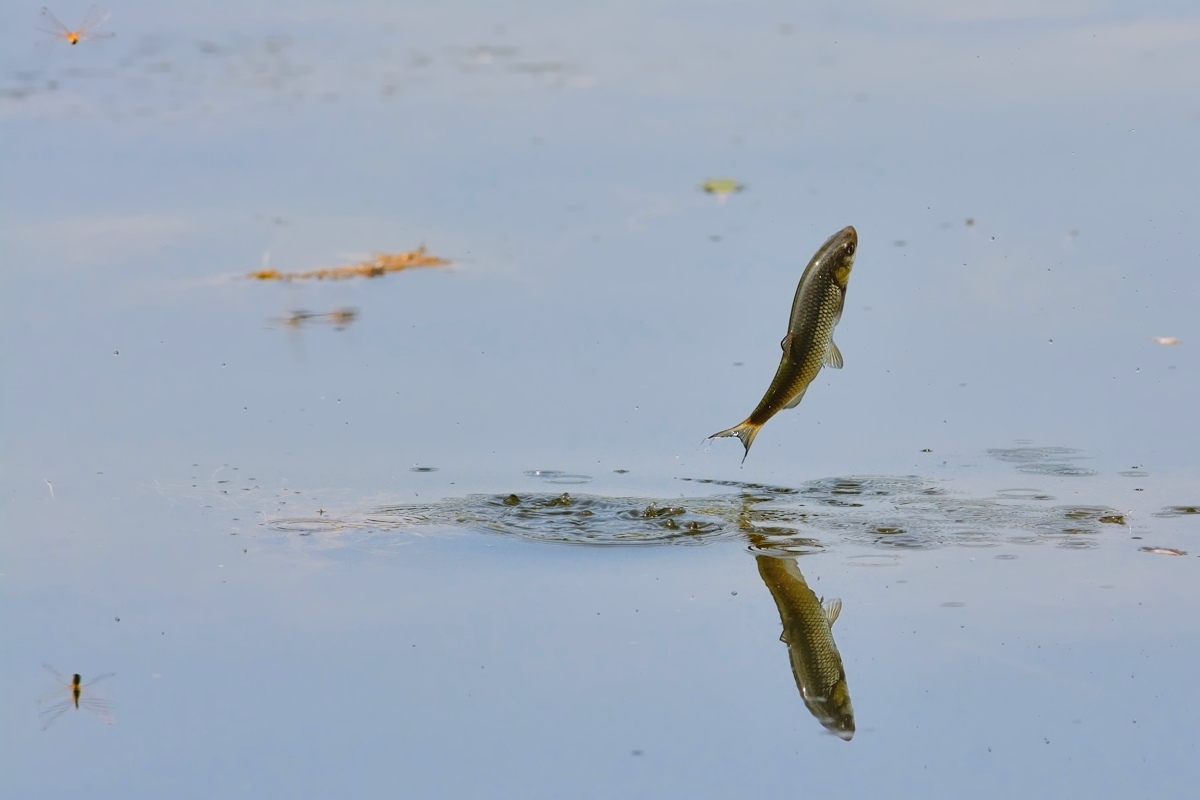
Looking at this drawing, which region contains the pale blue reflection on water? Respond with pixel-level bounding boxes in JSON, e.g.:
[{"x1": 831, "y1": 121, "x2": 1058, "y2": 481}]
[{"x1": 1, "y1": 1, "x2": 1198, "y2": 798}]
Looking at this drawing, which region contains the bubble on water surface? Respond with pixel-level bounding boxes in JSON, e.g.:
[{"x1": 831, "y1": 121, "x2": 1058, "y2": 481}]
[
  {"x1": 522, "y1": 469, "x2": 594, "y2": 484},
  {"x1": 523, "y1": 469, "x2": 564, "y2": 478}
]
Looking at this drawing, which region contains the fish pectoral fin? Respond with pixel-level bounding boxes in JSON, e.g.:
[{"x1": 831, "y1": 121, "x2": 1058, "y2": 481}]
[
  {"x1": 782, "y1": 386, "x2": 808, "y2": 410},
  {"x1": 823, "y1": 597, "x2": 843, "y2": 626},
  {"x1": 780, "y1": 332, "x2": 793, "y2": 357},
  {"x1": 824, "y1": 340, "x2": 844, "y2": 369}
]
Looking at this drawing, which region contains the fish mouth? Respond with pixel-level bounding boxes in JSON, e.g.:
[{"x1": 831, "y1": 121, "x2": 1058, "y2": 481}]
[
  {"x1": 809, "y1": 706, "x2": 855, "y2": 740},
  {"x1": 822, "y1": 714, "x2": 855, "y2": 741}
]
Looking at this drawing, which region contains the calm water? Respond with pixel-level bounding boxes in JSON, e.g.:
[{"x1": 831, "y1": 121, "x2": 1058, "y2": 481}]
[{"x1": 2, "y1": 2, "x2": 1198, "y2": 797}]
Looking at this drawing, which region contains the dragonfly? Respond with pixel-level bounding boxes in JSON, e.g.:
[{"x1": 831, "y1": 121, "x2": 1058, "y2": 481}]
[
  {"x1": 38, "y1": 6, "x2": 115, "y2": 45},
  {"x1": 39, "y1": 664, "x2": 116, "y2": 729}
]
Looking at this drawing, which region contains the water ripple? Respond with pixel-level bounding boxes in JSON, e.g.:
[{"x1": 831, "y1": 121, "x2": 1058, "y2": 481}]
[
  {"x1": 263, "y1": 472, "x2": 1132, "y2": 551},
  {"x1": 987, "y1": 446, "x2": 1099, "y2": 477},
  {"x1": 1153, "y1": 505, "x2": 1200, "y2": 518}
]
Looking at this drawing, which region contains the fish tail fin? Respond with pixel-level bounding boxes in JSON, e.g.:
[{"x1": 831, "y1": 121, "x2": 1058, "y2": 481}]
[{"x1": 708, "y1": 420, "x2": 762, "y2": 463}]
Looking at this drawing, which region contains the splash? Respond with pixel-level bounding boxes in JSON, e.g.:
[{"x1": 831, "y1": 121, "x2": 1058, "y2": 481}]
[{"x1": 262, "y1": 473, "x2": 1130, "y2": 552}]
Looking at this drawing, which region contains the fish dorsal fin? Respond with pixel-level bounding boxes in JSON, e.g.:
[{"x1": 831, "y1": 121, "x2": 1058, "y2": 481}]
[
  {"x1": 824, "y1": 340, "x2": 844, "y2": 369},
  {"x1": 780, "y1": 332, "x2": 793, "y2": 358},
  {"x1": 823, "y1": 597, "x2": 843, "y2": 626},
  {"x1": 782, "y1": 385, "x2": 808, "y2": 410}
]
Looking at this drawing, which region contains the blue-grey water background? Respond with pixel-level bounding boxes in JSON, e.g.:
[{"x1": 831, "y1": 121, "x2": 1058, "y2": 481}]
[{"x1": 2, "y1": 1, "x2": 1198, "y2": 797}]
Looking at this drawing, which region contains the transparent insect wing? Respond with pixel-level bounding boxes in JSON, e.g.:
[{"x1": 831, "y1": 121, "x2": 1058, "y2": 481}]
[
  {"x1": 40, "y1": 662, "x2": 71, "y2": 690},
  {"x1": 83, "y1": 671, "x2": 117, "y2": 688},
  {"x1": 77, "y1": 6, "x2": 113, "y2": 39},
  {"x1": 76, "y1": 693, "x2": 116, "y2": 724},
  {"x1": 37, "y1": 7, "x2": 73, "y2": 38},
  {"x1": 39, "y1": 699, "x2": 75, "y2": 730},
  {"x1": 38, "y1": 696, "x2": 116, "y2": 730}
]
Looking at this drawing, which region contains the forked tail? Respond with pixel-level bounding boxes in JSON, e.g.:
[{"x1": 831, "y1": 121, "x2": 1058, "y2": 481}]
[{"x1": 708, "y1": 420, "x2": 762, "y2": 463}]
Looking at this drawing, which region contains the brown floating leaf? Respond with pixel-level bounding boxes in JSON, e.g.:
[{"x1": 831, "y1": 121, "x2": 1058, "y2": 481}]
[{"x1": 249, "y1": 247, "x2": 450, "y2": 281}]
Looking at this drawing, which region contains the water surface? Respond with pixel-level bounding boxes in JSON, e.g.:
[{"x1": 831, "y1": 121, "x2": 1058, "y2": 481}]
[{"x1": 2, "y1": 2, "x2": 1198, "y2": 798}]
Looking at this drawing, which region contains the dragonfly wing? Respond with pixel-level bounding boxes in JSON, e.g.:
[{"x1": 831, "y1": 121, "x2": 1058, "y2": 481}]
[
  {"x1": 81, "y1": 6, "x2": 112, "y2": 28},
  {"x1": 39, "y1": 699, "x2": 73, "y2": 730},
  {"x1": 39, "y1": 7, "x2": 71, "y2": 34},
  {"x1": 85, "y1": 672, "x2": 116, "y2": 687}
]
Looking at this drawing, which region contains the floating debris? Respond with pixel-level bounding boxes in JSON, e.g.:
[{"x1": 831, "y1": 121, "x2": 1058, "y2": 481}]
[
  {"x1": 1152, "y1": 336, "x2": 1180, "y2": 346},
  {"x1": 1138, "y1": 547, "x2": 1187, "y2": 557},
  {"x1": 274, "y1": 307, "x2": 359, "y2": 329},
  {"x1": 249, "y1": 247, "x2": 449, "y2": 281},
  {"x1": 39, "y1": 6, "x2": 114, "y2": 45},
  {"x1": 700, "y1": 178, "x2": 745, "y2": 201},
  {"x1": 327, "y1": 307, "x2": 358, "y2": 326}
]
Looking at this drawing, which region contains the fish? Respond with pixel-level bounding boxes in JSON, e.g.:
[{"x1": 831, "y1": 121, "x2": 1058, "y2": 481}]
[
  {"x1": 38, "y1": 664, "x2": 115, "y2": 729},
  {"x1": 710, "y1": 226, "x2": 858, "y2": 460},
  {"x1": 756, "y1": 555, "x2": 854, "y2": 739}
]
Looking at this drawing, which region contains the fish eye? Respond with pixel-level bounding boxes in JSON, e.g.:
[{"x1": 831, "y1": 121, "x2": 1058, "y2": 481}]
[{"x1": 845, "y1": 242, "x2": 856, "y2": 255}]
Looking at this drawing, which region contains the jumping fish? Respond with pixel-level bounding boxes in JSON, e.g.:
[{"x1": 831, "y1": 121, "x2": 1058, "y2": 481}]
[{"x1": 710, "y1": 226, "x2": 858, "y2": 460}]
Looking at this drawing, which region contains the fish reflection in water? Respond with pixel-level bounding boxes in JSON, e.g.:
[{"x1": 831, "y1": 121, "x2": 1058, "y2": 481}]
[
  {"x1": 756, "y1": 556, "x2": 855, "y2": 740},
  {"x1": 39, "y1": 664, "x2": 115, "y2": 730}
]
